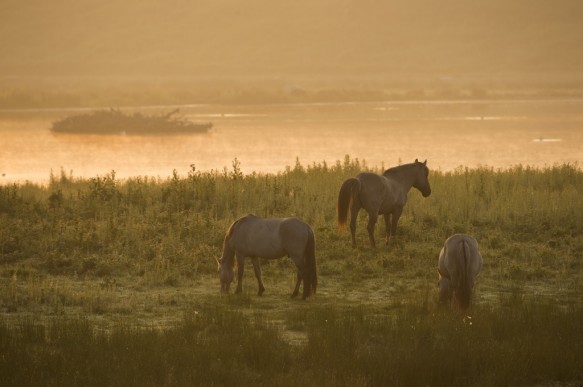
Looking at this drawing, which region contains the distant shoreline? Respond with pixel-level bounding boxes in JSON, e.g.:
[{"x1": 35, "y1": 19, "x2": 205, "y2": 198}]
[{"x1": 3, "y1": 96, "x2": 583, "y2": 115}]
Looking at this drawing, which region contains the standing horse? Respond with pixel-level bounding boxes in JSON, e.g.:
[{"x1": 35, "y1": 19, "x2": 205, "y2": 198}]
[
  {"x1": 437, "y1": 234, "x2": 483, "y2": 314},
  {"x1": 337, "y1": 159, "x2": 431, "y2": 248},
  {"x1": 216, "y1": 214, "x2": 317, "y2": 299}
]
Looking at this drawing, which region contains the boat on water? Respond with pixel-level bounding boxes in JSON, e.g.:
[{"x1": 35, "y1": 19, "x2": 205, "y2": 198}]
[{"x1": 51, "y1": 109, "x2": 213, "y2": 135}]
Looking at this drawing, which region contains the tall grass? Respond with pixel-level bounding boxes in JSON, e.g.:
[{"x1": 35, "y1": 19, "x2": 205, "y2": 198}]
[
  {"x1": 1, "y1": 160, "x2": 580, "y2": 278},
  {"x1": 1, "y1": 159, "x2": 582, "y2": 298},
  {"x1": 0, "y1": 308, "x2": 290, "y2": 386},
  {"x1": 0, "y1": 300, "x2": 581, "y2": 386},
  {"x1": 0, "y1": 159, "x2": 582, "y2": 385},
  {"x1": 0, "y1": 156, "x2": 365, "y2": 278}
]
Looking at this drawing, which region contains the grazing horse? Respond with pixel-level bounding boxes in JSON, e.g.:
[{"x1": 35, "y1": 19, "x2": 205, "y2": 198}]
[
  {"x1": 437, "y1": 234, "x2": 483, "y2": 314},
  {"x1": 217, "y1": 214, "x2": 317, "y2": 299},
  {"x1": 337, "y1": 159, "x2": 431, "y2": 248}
]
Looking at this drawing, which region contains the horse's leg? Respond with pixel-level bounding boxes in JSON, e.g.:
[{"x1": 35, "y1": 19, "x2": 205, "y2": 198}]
[
  {"x1": 291, "y1": 270, "x2": 303, "y2": 298},
  {"x1": 235, "y1": 253, "x2": 245, "y2": 294},
  {"x1": 251, "y1": 257, "x2": 265, "y2": 296},
  {"x1": 366, "y1": 210, "x2": 378, "y2": 248},
  {"x1": 383, "y1": 213, "x2": 392, "y2": 245},
  {"x1": 390, "y1": 207, "x2": 403, "y2": 240},
  {"x1": 349, "y1": 201, "x2": 361, "y2": 248},
  {"x1": 291, "y1": 257, "x2": 304, "y2": 299}
]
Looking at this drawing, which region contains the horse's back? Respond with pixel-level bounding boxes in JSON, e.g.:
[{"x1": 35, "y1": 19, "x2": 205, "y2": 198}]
[
  {"x1": 230, "y1": 215, "x2": 311, "y2": 259},
  {"x1": 439, "y1": 234, "x2": 482, "y2": 281},
  {"x1": 355, "y1": 172, "x2": 404, "y2": 211},
  {"x1": 438, "y1": 234, "x2": 482, "y2": 311},
  {"x1": 279, "y1": 216, "x2": 311, "y2": 235},
  {"x1": 280, "y1": 216, "x2": 312, "y2": 245}
]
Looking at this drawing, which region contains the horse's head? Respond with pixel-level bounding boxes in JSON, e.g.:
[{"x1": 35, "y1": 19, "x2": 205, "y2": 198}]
[
  {"x1": 413, "y1": 159, "x2": 431, "y2": 197},
  {"x1": 216, "y1": 257, "x2": 234, "y2": 293}
]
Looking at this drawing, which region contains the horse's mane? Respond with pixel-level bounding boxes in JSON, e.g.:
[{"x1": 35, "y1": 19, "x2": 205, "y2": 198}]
[
  {"x1": 224, "y1": 221, "x2": 238, "y2": 241},
  {"x1": 222, "y1": 216, "x2": 254, "y2": 267},
  {"x1": 383, "y1": 162, "x2": 420, "y2": 176},
  {"x1": 224, "y1": 214, "x2": 257, "y2": 242}
]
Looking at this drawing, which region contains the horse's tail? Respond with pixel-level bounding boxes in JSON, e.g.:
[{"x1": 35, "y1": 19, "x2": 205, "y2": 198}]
[
  {"x1": 457, "y1": 239, "x2": 472, "y2": 312},
  {"x1": 303, "y1": 227, "x2": 317, "y2": 299},
  {"x1": 337, "y1": 178, "x2": 360, "y2": 231}
]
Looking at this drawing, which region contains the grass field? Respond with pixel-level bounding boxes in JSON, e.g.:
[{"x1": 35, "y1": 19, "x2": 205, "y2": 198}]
[{"x1": 1, "y1": 157, "x2": 582, "y2": 386}]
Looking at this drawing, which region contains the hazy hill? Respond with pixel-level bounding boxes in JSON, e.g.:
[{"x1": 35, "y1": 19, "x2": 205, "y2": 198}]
[{"x1": 1, "y1": 0, "x2": 582, "y2": 87}]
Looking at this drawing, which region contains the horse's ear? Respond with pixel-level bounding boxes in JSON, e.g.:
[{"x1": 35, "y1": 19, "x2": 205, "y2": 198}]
[
  {"x1": 415, "y1": 158, "x2": 419, "y2": 163},
  {"x1": 423, "y1": 159, "x2": 427, "y2": 165}
]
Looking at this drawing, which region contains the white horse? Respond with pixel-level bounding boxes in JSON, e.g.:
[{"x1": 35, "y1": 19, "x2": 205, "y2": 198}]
[
  {"x1": 217, "y1": 214, "x2": 317, "y2": 299},
  {"x1": 438, "y1": 234, "x2": 483, "y2": 313}
]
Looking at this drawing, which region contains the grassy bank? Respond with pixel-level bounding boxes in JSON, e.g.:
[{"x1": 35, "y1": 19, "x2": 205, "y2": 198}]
[
  {"x1": 1, "y1": 300, "x2": 581, "y2": 386},
  {"x1": 0, "y1": 158, "x2": 582, "y2": 385}
]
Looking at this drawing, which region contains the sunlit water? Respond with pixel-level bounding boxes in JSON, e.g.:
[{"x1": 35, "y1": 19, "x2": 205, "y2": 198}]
[{"x1": 1, "y1": 100, "x2": 582, "y2": 184}]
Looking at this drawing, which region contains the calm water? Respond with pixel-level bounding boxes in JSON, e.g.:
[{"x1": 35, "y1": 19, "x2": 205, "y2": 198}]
[{"x1": 1, "y1": 100, "x2": 582, "y2": 184}]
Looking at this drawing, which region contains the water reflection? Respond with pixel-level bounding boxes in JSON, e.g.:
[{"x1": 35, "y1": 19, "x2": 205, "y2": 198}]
[
  {"x1": 532, "y1": 138, "x2": 562, "y2": 142},
  {"x1": 1, "y1": 100, "x2": 582, "y2": 184}
]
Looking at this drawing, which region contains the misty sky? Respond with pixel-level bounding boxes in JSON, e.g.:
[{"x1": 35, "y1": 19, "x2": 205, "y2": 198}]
[{"x1": 1, "y1": 0, "x2": 582, "y2": 81}]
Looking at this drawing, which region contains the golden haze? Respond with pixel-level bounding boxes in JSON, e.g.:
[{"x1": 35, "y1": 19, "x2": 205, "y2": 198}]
[{"x1": 1, "y1": 0, "x2": 582, "y2": 84}]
